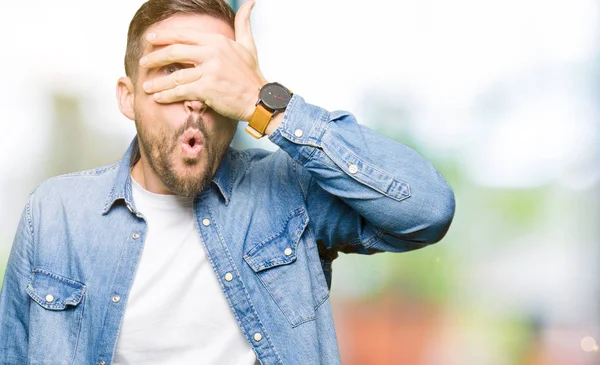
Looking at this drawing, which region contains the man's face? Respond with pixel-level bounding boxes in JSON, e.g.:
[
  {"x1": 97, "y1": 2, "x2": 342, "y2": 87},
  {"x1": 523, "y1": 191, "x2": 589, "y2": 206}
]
[{"x1": 133, "y1": 14, "x2": 237, "y2": 197}]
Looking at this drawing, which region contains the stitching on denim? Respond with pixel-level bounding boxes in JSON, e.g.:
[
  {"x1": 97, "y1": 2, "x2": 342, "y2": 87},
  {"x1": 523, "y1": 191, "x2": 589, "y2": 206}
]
[
  {"x1": 26, "y1": 269, "x2": 86, "y2": 363},
  {"x1": 92, "y1": 224, "x2": 137, "y2": 359},
  {"x1": 26, "y1": 269, "x2": 86, "y2": 310},
  {"x1": 25, "y1": 195, "x2": 34, "y2": 242},
  {"x1": 338, "y1": 142, "x2": 410, "y2": 191},
  {"x1": 203, "y1": 201, "x2": 284, "y2": 364},
  {"x1": 31, "y1": 268, "x2": 86, "y2": 288},
  {"x1": 303, "y1": 225, "x2": 332, "y2": 308},
  {"x1": 313, "y1": 292, "x2": 331, "y2": 313},
  {"x1": 289, "y1": 107, "x2": 331, "y2": 165},
  {"x1": 102, "y1": 183, "x2": 118, "y2": 215},
  {"x1": 55, "y1": 162, "x2": 119, "y2": 178},
  {"x1": 246, "y1": 207, "x2": 306, "y2": 255},
  {"x1": 278, "y1": 97, "x2": 324, "y2": 149},
  {"x1": 362, "y1": 234, "x2": 384, "y2": 249},
  {"x1": 244, "y1": 211, "x2": 319, "y2": 328},
  {"x1": 69, "y1": 293, "x2": 85, "y2": 365},
  {"x1": 323, "y1": 141, "x2": 411, "y2": 202},
  {"x1": 256, "y1": 272, "x2": 316, "y2": 328},
  {"x1": 318, "y1": 109, "x2": 332, "y2": 145},
  {"x1": 243, "y1": 208, "x2": 307, "y2": 271}
]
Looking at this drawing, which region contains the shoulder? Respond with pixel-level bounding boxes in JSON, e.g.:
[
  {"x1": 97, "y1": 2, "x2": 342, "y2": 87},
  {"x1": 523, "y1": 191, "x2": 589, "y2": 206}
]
[
  {"x1": 29, "y1": 161, "x2": 120, "y2": 210},
  {"x1": 34, "y1": 162, "x2": 119, "y2": 193}
]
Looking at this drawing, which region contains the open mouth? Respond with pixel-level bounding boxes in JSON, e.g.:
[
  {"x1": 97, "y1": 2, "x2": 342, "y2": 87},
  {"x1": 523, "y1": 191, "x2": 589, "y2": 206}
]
[{"x1": 180, "y1": 129, "x2": 204, "y2": 157}]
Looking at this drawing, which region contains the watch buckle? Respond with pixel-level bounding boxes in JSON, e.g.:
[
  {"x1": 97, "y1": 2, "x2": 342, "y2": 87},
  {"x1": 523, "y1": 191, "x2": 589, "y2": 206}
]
[{"x1": 245, "y1": 125, "x2": 264, "y2": 139}]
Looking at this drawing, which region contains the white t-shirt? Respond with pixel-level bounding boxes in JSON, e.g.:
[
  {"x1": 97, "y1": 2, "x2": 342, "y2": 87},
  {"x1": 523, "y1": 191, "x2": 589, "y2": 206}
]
[{"x1": 112, "y1": 177, "x2": 257, "y2": 365}]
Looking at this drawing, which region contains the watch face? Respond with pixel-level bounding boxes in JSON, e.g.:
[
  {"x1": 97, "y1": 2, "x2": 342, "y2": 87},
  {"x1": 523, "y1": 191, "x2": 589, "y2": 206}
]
[{"x1": 260, "y1": 83, "x2": 292, "y2": 111}]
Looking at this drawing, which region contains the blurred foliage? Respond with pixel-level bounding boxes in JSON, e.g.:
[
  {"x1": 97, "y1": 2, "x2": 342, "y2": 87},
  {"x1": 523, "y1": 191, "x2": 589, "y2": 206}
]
[
  {"x1": 331, "y1": 94, "x2": 553, "y2": 365},
  {"x1": 379, "y1": 245, "x2": 454, "y2": 304},
  {"x1": 459, "y1": 309, "x2": 538, "y2": 364},
  {"x1": 481, "y1": 188, "x2": 547, "y2": 229}
]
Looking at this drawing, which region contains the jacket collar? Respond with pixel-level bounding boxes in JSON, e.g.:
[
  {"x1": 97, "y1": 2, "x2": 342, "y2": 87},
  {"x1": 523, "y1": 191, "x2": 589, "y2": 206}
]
[{"x1": 102, "y1": 137, "x2": 233, "y2": 215}]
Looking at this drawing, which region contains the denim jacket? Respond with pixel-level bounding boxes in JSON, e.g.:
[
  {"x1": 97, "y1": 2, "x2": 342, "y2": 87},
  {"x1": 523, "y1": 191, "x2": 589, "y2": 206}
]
[{"x1": 0, "y1": 95, "x2": 455, "y2": 365}]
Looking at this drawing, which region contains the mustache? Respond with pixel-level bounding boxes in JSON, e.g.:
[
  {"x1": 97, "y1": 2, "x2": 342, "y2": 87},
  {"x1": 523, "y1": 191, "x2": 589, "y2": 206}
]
[{"x1": 174, "y1": 114, "x2": 209, "y2": 140}]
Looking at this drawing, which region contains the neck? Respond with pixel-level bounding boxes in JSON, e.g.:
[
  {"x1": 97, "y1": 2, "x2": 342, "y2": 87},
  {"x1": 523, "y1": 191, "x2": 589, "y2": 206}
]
[{"x1": 130, "y1": 152, "x2": 174, "y2": 195}]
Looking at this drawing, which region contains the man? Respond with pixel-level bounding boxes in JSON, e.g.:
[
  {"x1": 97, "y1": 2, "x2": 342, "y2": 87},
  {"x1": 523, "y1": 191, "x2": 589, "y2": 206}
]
[{"x1": 0, "y1": 0, "x2": 455, "y2": 364}]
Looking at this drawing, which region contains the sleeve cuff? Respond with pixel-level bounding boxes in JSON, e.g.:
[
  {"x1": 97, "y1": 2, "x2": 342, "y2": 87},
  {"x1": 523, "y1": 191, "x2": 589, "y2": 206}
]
[{"x1": 268, "y1": 94, "x2": 330, "y2": 164}]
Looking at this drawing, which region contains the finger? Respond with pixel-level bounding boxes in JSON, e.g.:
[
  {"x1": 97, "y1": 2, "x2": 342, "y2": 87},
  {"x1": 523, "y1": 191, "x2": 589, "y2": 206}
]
[
  {"x1": 145, "y1": 28, "x2": 216, "y2": 46},
  {"x1": 140, "y1": 44, "x2": 206, "y2": 68},
  {"x1": 234, "y1": 0, "x2": 257, "y2": 56},
  {"x1": 153, "y1": 83, "x2": 205, "y2": 104},
  {"x1": 143, "y1": 67, "x2": 203, "y2": 93}
]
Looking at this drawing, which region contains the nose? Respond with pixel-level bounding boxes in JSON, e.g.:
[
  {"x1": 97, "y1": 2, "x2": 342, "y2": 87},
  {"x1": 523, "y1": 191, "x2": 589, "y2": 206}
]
[{"x1": 184, "y1": 100, "x2": 206, "y2": 115}]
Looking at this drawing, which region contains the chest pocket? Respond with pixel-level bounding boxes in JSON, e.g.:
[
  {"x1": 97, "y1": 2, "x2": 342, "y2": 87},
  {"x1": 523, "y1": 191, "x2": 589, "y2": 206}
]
[
  {"x1": 243, "y1": 207, "x2": 329, "y2": 327},
  {"x1": 25, "y1": 268, "x2": 86, "y2": 365}
]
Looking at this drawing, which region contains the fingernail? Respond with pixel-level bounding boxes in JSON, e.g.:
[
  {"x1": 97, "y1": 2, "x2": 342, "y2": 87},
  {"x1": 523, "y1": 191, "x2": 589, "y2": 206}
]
[
  {"x1": 139, "y1": 57, "x2": 148, "y2": 66},
  {"x1": 143, "y1": 81, "x2": 152, "y2": 92},
  {"x1": 146, "y1": 33, "x2": 156, "y2": 41},
  {"x1": 153, "y1": 92, "x2": 161, "y2": 100}
]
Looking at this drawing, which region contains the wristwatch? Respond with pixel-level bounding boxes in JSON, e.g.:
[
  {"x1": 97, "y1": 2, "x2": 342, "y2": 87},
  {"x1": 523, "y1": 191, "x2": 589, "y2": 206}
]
[{"x1": 245, "y1": 82, "x2": 293, "y2": 138}]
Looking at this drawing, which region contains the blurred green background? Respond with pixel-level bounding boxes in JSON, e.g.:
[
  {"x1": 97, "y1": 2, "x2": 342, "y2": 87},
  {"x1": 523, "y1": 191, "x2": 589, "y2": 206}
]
[{"x1": 1, "y1": 0, "x2": 598, "y2": 364}]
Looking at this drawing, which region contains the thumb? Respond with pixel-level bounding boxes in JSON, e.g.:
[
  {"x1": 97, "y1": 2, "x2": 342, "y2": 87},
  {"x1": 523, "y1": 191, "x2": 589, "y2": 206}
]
[{"x1": 234, "y1": 0, "x2": 257, "y2": 55}]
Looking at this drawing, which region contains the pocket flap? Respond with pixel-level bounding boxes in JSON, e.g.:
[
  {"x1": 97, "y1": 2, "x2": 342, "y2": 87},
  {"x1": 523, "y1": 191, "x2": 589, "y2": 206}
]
[
  {"x1": 244, "y1": 208, "x2": 309, "y2": 272},
  {"x1": 26, "y1": 269, "x2": 86, "y2": 310}
]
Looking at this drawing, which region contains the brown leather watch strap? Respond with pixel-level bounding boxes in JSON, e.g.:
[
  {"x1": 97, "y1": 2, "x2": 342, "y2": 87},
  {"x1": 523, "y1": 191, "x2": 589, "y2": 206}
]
[{"x1": 245, "y1": 104, "x2": 273, "y2": 139}]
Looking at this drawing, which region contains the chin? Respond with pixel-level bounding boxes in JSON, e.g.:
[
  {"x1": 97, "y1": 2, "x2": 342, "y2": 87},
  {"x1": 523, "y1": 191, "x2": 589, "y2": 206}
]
[{"x1": 176, "y1": 165, "x2": 205, "y2": 180}]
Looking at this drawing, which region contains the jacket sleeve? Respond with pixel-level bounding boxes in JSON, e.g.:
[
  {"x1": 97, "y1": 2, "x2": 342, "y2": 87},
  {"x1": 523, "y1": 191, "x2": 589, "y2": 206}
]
[
  {"x1": 268, "y1": 95, "x2": 456, "y2": 255},
  {"x1": 0, "y1": 197, "x2": 33, "y2": 363}
]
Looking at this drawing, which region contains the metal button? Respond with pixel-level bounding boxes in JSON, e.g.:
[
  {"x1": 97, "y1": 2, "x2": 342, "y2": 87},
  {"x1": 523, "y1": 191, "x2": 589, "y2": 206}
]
[
  {"x1": 254, "y1": 333, "x2": 263, "y2": 342},
  {"x1": 224, "y1": 273, "x2": 234, "y2": 282},
  {"x1": 132, "y1": 232, "x2": 140, "y2": 239},
  {"x1": 112, "y1": 295, "x2": 121, "y2": 303},
  {"x1": 202, "y1": 218, "x2": 211, "y2": 226},
  {"x1": 348, "y1": 164, "x2": 359, "y2": 174},
  {"x1": 99, "y1": 361, "x2": 105, "y2": 365},
  {"x1": 284, "y1": 248, "x2": 293, "y2": 256},
  {"x1": 45, "y1": 294, "x2": 54, "y2": 303},
  {"x1": 294, "y1": 129, "x2": 303, "y2": 138}
]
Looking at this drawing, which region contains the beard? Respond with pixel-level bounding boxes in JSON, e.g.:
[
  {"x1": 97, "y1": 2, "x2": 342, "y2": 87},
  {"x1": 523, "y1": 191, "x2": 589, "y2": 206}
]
[{"x1": 135, "y1": 113, "x2": 232, "y2": 197}]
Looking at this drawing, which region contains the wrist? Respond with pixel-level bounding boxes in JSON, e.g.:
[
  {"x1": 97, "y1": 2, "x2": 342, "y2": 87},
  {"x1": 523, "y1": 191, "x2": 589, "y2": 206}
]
[
  {"x1": 245, "y1": 82, "x2": 292, "y2": 138},
  {"x1": 264, "y1": 112, "x2": 285, "y2": 135},
  {"x1": 244, "y1": 81, "x2": 267, "y2": 122}
]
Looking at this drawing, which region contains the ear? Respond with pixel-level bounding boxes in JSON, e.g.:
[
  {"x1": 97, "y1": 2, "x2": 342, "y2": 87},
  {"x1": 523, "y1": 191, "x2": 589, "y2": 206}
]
[{"x1": 117, "y1": 77, "x2": 136, "y2": 121}]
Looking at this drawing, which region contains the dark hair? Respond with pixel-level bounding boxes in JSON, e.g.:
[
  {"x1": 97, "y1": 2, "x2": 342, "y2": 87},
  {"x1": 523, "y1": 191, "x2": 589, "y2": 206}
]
[{"x1": 125, "y1": 0, "x2": 235, "y2": 82}]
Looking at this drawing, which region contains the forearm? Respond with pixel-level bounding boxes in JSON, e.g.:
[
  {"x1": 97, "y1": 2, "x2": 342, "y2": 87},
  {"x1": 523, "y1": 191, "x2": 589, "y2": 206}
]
[{"x1": 268, "y1": 95, "x2": 455, "y2": 247}]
